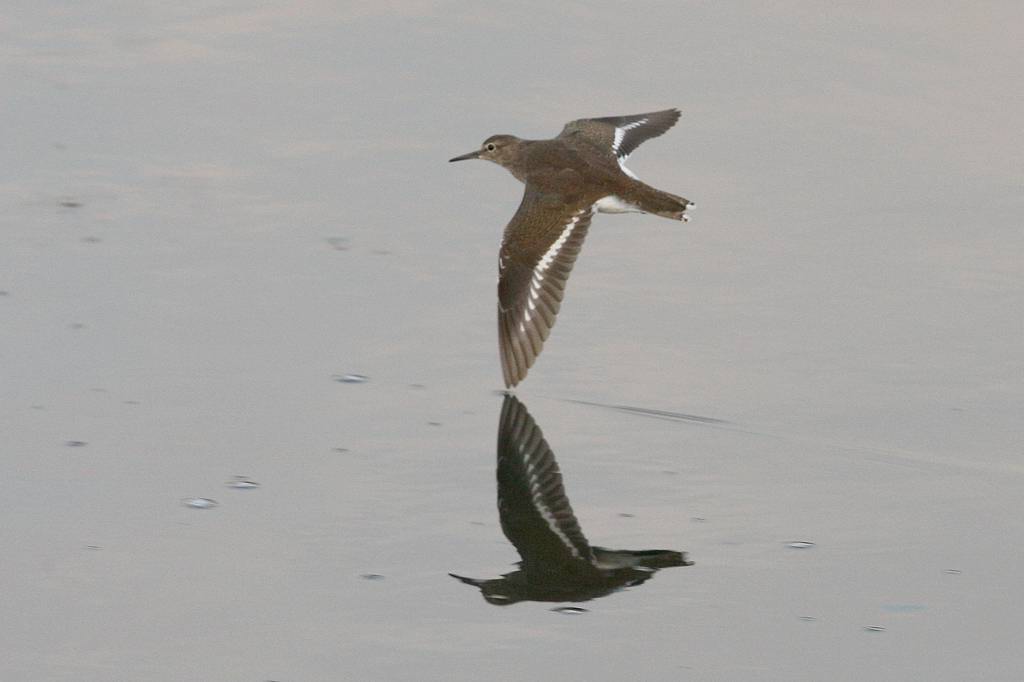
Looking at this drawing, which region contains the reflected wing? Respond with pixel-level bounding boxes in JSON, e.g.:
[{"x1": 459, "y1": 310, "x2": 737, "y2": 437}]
[
  {"x1": 558, "y1": 108, "x2": 680, "y2": 161},
  {"x1": 496, "y1": 395, "x2": 593, "y2": 565},
  {"x1": 498, "y1": 188, "x2": 594, "y2": 387}
]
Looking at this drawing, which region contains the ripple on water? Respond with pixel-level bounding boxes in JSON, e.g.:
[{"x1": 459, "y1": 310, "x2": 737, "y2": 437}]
[
  {"x1": 551, "y1": 606, "x2": 588, "y2": 615},
  {"x1": 182, "y1": 497, "x2": 218, "y2": 509},
  {"x1": 334, "y1": 374, "x2": 369, "y2": 384},
  {"x1": 226, "y1": 476, "x2": 260, "y2": 490}
]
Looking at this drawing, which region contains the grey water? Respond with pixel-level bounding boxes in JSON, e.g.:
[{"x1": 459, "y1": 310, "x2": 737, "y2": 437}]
[{"x1": 2, "y1": 3, "x2": 1023, "y2": 681}]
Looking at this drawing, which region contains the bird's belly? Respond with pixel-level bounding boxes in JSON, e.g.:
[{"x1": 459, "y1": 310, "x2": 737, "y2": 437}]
[{"x1": 594, "y1": 195, "x2": 642, "y2": 214}]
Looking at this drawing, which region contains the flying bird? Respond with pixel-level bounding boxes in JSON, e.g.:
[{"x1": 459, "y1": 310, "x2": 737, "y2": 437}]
[{"x1": 450, "y1": 109, "x2": 693, "y2": 387}]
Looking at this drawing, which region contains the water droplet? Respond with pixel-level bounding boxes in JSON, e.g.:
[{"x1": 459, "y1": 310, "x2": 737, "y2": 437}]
[
  {"x1": 65, "y1": 440, "x2": 88, "y2": 447},
  {"x1": 360, "y1": 573, "x2": 385, "y2": 581},
  {"x1": 787, "y1": 541, "x2": 815, "y2": 549},
  {"x1": 182, "y1": 497, "x2": 218, "y2": 509},
  {"x1": 943, "y1": 568, "x2": 962, "y2": 575},
  {"x1": 798, "y1": 616, "x2": 818, "y2": 622},
  {"x1": 334, "y1": 373, "x2": 369, "y2": 384},
  {"x1": 863, "y1": 625, "x2": 886, "y2": 633},
  {"x1": 551, "y1": 606, "x2": 588, "y2": 615},
  {"x1": 226, "y1": 476, "x2": 260, "y2": 490}
]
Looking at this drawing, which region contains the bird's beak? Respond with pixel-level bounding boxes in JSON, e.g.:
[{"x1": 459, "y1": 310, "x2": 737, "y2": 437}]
[
  {"x1": 448, "y1": 150, "x2": 481, "y2": 162},
  {"x1": 448, "y1": 573, "x2": 484, "y2": 586}
]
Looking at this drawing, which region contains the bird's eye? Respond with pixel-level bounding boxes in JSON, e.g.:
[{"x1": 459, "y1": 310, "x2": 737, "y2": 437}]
[{"x1": 485, "y1": 143, "x2": 496, "y2": 152}]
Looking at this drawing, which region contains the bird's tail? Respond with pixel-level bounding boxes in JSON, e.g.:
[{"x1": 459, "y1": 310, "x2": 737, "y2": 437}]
[
  {"x1": 630, "y1": 184, "x2": 694, "y2": 222},
  {"x1": 592, "y1": 547, "x2": 693, "y2": 569}
]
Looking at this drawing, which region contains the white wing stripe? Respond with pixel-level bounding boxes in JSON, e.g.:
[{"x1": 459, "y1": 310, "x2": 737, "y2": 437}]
[
  {"x1": 513, "y1": 207, "x2": 592, "y2": 344},
  {"x1": 522, "y1": 453, "x2": 583, "y2": 557},
  {"x1": 536, "y1": 214, "x2": 579, "y2": 274},
  {"x1": 611, "y1": 117, "x2": 649, "y2": 157}
]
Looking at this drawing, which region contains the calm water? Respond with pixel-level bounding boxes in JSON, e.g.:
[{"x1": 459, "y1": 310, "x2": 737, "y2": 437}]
[{"x1": 2, "y1": 3, "x2": 1022, "y2": 680}]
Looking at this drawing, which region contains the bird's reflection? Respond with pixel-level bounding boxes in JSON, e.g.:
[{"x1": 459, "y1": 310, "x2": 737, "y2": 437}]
[{"x1": 451, "y1": 395, "x2": 692, "y2": 605}]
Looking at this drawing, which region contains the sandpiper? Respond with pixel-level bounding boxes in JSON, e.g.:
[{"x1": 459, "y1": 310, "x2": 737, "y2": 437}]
[{"x1": 450, "y1": 108, "x2": 693, "y2": 388}]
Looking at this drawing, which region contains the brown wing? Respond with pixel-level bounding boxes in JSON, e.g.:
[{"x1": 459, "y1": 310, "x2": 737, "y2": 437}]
[
  {"x1": 558, "y1": 108, "x2": 680, "y2": 160},
  {"x1": 498, "y1": 187, "x2": 594, "y2": 387},
  {"x1": 497, "y1": 394, "x2": 594, "y2": 564}
]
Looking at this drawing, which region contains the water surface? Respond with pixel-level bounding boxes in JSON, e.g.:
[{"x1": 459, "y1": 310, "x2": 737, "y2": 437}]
[{"x1": 2, "y1": 3, "x2": 1022, "y2": 680}]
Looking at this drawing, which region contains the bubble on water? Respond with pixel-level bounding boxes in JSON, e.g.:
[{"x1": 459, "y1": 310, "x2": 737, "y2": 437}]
[
  {"x1": 182, "y1": 497, "x2": 218, "y2": 509},
  {"x1": 786, "y1": 541, "x2": 815, "y2": 549},
  {"x1": 360, "y1": 573, "x2": 385, "y2": 581},
  {"x1": 863, "y1": 625, "x2": 886, "y2": 633},
  {"x1": 334, "y1": 373, "x2": 369, "y2": 384},
  {"x1": 65, "y1": 440, "x2": 88, "y2": 447},
  {"x1": 226, "y1": 476, "x2": 260, "y2": 490},
  {"x1": 551, "y1": 606, "x2": 588, "y2": 615}
]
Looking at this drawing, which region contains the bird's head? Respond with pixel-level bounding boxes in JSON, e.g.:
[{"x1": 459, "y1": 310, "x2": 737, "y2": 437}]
[{"x1": 449, "y1": 135, "x2": 523, "y2": 169}]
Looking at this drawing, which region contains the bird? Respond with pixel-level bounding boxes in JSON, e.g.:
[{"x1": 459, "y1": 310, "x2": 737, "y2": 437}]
[
  {"x1": 450, "y1": 394, "x2": 691, "y2": 606},
  {"x1": 449, "y1": 108, "x2": 694, "y2": 388}
]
